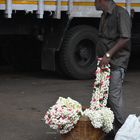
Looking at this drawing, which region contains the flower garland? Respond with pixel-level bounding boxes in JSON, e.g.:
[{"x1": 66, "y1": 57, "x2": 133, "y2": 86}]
[
  {"x1": 44, "y1": 58, "x2": 114, "y2": 134},
  {"x1": 83, "y1": 58, "x2": 114, "y2": 133},
  {"x1": 44, "y1": 97, "x2": 82, "y2": 134},
  {"x1": 83, "y1": 107, "x2": 114, "y2": 133},
  {"x1": 90, "y1": 58, "x2": 111, "y2": 110}
]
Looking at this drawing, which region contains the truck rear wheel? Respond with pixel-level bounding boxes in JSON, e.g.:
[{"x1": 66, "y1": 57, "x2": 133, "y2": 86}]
[{"x1": 59, "y1": 25, "x2": 98, "y2": 79}]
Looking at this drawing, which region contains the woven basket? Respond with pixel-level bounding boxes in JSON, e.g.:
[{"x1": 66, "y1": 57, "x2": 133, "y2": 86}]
[{"x1": 61, "y1": 107, "x2": 105, "y2": 140}]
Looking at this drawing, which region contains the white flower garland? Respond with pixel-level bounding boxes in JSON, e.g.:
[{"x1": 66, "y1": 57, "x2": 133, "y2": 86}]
[
  {"x1": 90, "y1": 59, "x2": 111, "y2": 110},
  {"x1": 83, "y1": 58, "x2": 114, "y2": 133},
  {"x1": 44, "y1": 58, "x2": 114, "y2": 134},
  {"x1": 83, "y1": 107, "x2": 114, "y2": 133}
]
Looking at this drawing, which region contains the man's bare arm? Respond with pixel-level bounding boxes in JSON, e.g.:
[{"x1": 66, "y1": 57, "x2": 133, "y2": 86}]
[
  {"x1": 100, "y1": 38, "x2": 130, "y2": 67},
  {"x1": 108, "y1": 38, "x2": 130, "y2": 58}
]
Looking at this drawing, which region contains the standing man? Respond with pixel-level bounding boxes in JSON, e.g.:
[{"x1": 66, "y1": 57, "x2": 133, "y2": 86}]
[{"x1": 95, "y1": 0, "x2": 131, "y2": 138}]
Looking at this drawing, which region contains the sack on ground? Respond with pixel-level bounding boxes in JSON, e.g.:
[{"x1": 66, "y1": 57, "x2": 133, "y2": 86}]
[{"x1": 115, "y1": 115, "x2": 140, "y2": 140}]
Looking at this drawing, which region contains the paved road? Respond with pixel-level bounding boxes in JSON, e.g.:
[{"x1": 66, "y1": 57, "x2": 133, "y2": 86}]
[{"x1": 0, "y1": 66, "x2": 140, "y2": 140}]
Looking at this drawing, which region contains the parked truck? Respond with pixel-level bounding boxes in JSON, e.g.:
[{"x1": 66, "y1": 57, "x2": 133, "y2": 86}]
[{"x1": 0, "y1": 0, "x2": 139, "y2": 79}]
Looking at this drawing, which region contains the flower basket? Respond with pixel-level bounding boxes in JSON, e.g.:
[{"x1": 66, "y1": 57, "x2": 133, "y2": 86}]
[
  {"x1": 44, "y1": 59, "x2": 114, "y2": 139},
  {"x1": 61, "y1": 115, "x2": 105, "y2": 140}
]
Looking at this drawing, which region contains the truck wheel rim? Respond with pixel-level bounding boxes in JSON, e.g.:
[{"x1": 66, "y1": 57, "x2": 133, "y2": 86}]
[{"x1": 74, "y1": 39, "x2": 95, "y2": 67}]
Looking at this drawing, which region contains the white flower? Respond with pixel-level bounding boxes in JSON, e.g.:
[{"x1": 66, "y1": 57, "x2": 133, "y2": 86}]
[
  {"x1": 83, "y1": 107, "x2": 114, "y2": 133},
  {"x1": 83, "y1": 109, "x2": 103, "y2": 128},
  {"x1": 101, "y1": 107, "x2": 114, "y2": 133}
]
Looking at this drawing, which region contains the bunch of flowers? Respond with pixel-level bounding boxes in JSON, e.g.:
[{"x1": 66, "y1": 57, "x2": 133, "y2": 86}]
[
  {"x1": 44, "y1": 58, "x2": 114, "y2": 134},
  {"x1": 83, "y1": 58, "x2": 114, "y2": 133},
  {"x1": 44, "y1": 97, "x2": 82, "y2": 134},
  {"x1": 83, "y1": 107, "x2": 114, "y2": 133}
]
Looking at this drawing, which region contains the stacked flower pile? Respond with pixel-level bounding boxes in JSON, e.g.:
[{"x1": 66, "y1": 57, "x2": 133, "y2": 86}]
[
  {"x1": 44, "y1": 58, "x2": 114, "y2": 134},
  {"x1": 44, "y1": 97, "x2": 82, "y2": 134}
]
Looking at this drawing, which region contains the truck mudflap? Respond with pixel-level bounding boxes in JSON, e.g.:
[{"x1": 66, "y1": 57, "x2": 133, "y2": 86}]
[{"x1": 41, "y1": 15, "x2": 71, "y2": 71}]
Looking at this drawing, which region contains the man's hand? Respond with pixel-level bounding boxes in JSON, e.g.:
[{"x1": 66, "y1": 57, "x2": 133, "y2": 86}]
[
  {"x1": 99, "y1": 55, "x2": 110, "y2": 68},
  {"x1": 99, "y1": 38, "x2": 129, "y2": 68}
]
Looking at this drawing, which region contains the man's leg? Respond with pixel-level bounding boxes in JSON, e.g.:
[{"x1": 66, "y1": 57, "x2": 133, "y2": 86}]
[{"x1": 108, "y1": 67, "x2": 126, "y2": 134}]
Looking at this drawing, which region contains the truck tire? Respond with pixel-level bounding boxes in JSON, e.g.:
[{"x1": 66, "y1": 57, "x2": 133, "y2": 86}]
[{"x1": 59, "y1": 25, "x2": 98, "y2": 79}]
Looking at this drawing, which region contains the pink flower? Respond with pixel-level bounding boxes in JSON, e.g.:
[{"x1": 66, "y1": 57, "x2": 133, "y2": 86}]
[{"x1": 106, "y1": 76, "x2": 111, "y2": 79}]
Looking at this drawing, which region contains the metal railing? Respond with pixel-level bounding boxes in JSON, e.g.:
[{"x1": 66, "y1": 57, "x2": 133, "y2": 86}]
[
  {"x1": 54, "y1": 0, "x2": 61, "y2": 19},
  {"x1": 68, "y1": 0, "x2": 73, "y2": 18},
  {"x1": 37, "y1": 0, "x2": 45, "y2": 18},
  {"x1": 3, "y1": 0, "x2": 73, "y2": 19},
  {"x1": 126, "y1": 0, "x2": 131, "y2": 15},
  {"x1": 5, "y1": 0, "x2": 12, "y2": 18}
]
